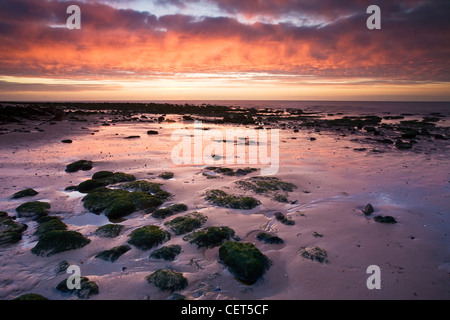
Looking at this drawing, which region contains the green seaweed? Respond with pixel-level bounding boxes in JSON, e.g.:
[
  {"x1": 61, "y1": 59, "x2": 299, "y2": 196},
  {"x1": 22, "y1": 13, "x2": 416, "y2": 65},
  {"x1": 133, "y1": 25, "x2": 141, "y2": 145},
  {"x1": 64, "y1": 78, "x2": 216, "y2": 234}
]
[
  {"x1": 12, "y1": 188, "x2": 38, "y2": 199},
  {"x1": 164, "y1": 212, "x2": 207, "y2": 235},
  {"x1": 34, "y1": 216, "x2": 67, "y2": 238},
  {"x1": 146, "y1": 269, "x2": 188, "y2": 292},
  {"x1": 77, "y1": 171, "x2": 136, "y2": 193},
  {"x1": 182, "y1": 226, "x2": 235, "y2": 248},
  {"x1": 274, "y1": 212, "x2": 295, "y2": 225},
  {"x1": 218, "y1": 241, "x2": 271, "y2": 284},
  {"x1": 31, "y1": 230, "x2": 90, "y2": 256},
  {"x1": 128, "y1": 225, "x2": 171, "y2": 250},
  {"x1": 205, "y1": 189, "x2": 260, "y2": 210},
  {"x1": 159, "y1": 172, "x2": 174, "y2": 179},
  {"x1": 16, "y1": 201, "x2": 50, "y2": 219},
  {"x1": 152, "y1": 203, "x2": 188, "y2": 219},
  {"x1": 65, "y1": 160, "x2": 93, "y2": 173},
  {"x1": 95, "y1": 245, "x2": 131, "y2": 262},
  {"x1": 150, "y1": 244, "x2": 182, "y2": 261},
  {"x1": 56, "y1": 277, "x2": 99, "y2": 299},
  {"x1": 256, "y1": 232, "x2": 284, "y2": 244},
  {"x1": 94, "y1": 224, "x2": 124, "y2": 238},
  {"x1": 0, "y1": 212, "x2": 28, "y2": 245}
]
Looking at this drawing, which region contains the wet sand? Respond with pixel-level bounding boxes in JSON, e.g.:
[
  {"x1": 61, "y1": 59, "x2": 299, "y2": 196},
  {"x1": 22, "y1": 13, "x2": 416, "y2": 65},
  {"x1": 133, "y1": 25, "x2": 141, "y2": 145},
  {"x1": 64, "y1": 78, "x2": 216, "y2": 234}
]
[{"x1": 0, "y1": 105, "x2": 449, "y2": 300}]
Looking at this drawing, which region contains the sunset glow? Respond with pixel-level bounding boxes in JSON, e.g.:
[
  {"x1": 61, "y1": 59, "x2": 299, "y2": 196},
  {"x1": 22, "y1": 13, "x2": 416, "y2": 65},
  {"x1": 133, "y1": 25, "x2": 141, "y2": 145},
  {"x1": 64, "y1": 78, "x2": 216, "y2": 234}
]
[{"x1": 1, "y1": 0, "x2": 449, "y2": 101}]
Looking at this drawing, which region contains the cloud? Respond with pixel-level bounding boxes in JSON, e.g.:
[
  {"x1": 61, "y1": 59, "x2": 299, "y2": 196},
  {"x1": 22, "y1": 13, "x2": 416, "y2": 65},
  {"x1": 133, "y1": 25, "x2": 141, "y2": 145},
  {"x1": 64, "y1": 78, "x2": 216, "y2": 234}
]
[{"x1": 0, "y1": 0, "x2": 448, "y2": 85}]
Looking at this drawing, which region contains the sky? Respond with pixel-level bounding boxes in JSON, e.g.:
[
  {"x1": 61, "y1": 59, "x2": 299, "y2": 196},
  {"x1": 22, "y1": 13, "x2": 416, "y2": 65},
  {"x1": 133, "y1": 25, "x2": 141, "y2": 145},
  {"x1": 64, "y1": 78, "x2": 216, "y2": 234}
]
[{"x1": 0, "y1": 0, "x2": 449, "y2": 101}]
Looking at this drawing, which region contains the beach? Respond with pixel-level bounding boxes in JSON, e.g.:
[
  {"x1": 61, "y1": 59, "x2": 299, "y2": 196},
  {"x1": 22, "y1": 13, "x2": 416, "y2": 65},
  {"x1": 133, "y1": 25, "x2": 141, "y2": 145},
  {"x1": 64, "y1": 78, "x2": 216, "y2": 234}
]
[{"x1": 0, "y1": 102, "x2": 449, "y2": 300}]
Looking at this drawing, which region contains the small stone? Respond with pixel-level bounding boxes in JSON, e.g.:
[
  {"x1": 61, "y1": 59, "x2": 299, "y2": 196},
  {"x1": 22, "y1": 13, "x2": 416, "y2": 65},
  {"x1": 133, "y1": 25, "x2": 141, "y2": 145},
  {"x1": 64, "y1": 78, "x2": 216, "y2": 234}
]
[{"x1": 363, "y1": 203, "x2": 374, "y2": 215}]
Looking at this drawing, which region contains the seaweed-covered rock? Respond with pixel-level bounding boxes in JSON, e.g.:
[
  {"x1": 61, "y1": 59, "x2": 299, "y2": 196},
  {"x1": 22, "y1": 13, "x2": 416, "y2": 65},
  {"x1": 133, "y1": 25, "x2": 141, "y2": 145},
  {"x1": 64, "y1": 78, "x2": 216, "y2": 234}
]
[
  {"x1": 164, "y1": 212, "x2": 207, "y2": 235},
  {"x1": 56, "y1": 277, "x2": 99, "y2": 299},
  {"x1": 159, "y1": 172, "x2": 174, "y2": 180},
  {"x1": 374, "y1": 215, "x2": 397, "y2": 224},
  {"x1": 94, "y1": 224, "x2": 124, "y2": 238},
  {"x1": 274, "y1": 212, "x2": 295, "y2": 225},
  {"x1": 77, "y1": 171, "x2": 136, "y2": 193},
  {"x1": 219, "y1": 241, "x2": 271, "y2": 284},
  {"x1": 152, "y1": 204, "x2": 188, "y2": 219},
  {"x1": 65, "y1": 160, "x2": 93, "y2": 173},
  {"x1": 236, "y1": 176, "x2": 296, "y2": 194},
  {"x1": 147, "y1": 130, "x2": 158, "y2": 135},
  {"x1": 205, "y1": 189, "x2": 260, "y2": 210},
  {"x1": 13, "y1": 293, "x2": 49, "y2": 300},
  {"x1": 16, "y1": 201, "x2": 50, "y2": 219},
  {"x1": 299, "y1": 246, "x2": 328, "y2": 263},
  {"x1": 82, "y1": 188, "x2": 163, "y2": 219},
  {"x1": 12, "y1": 188, "x2": 38, "y2": 199},
  {"x1": 256, "y1": 232, "x2": 284, "y2": 244},
  {"x1": 120, "y1": 180, "x2": 172, "y2": 201},
  {"x1": 395, "y1": 139, "x2": 412, "y2": 150},
  {"x1": 128, "y1": 225, "x2": 171, "y2": 250},
  {"x1": 34, "y1": 216, "x2": 67, "y2": 238},
  {"x1": 31, "y1": 230, "x2": 90, "y2": 256},
  {"x1": 0, "y1": 212, "x2": 27, "y2": 245},
  {"x1": 95, "y1": 245, "x2": 131, "y2": 262},
  {"x1": 146, "y1": 269, "x2": 188, "y2": 292},
  {"x1": 182, "y1": 226, "x2": 235, "y2": 248},
  {"x1": 150, "y1": 245, "x2": 182, "y2": 261}
]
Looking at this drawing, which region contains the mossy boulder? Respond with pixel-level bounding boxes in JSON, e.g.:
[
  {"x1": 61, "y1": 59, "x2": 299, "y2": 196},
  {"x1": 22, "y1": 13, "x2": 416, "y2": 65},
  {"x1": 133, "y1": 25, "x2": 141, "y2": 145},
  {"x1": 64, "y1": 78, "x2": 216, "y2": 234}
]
[
  {"x1": 274, "y1": 212, "x2": 295, "y2": 225},
  {"x1": 164, "y1": 212, "x2": 207, "y2": 235},
  {"x1": 0, "y1": 212, "x2": 28, "y2": 245},
  {"x1": 182, "y1": 226, "x2": 235, "y2": 248},
  {"x1": 94, "y1": 224, "x2": 124, "y2": 238},
  {"x1": 95, "y1": 245, "x2": 131, "y2": 262},
  {"x1": 152, "y1": 203, "x2": 188, "y2": 219},
  {"x1": 13, "y1": 293, "x2": 49, "y2": 300},
  {"x1": 219, "y1": 241, "x2": 271, "y2": 284},
  {"x1": 128, "y1": 225, "x2": 171, "y2": 250},
  {"x1": 256, "y1": 232, "x2": 284, "y2": 244},
  {"x1": 12, "y1": 188, "x2": 38, "y2": 199},
  {"x1": 299, "y1": 246, "x2": 328, "y2": 263},
  {"x1": 34, "y1": 216, "x2": 67, "y2": 238},
  {"x1": 16, "y1": 201, "x2": 50, "y2": 219},
  {"x1": 56, "y1": 277, "x2": 99, "y2": 299},
  {"x1": 146, "y1": 269, "x2": 188, "y2": 292},
  {"x1": 236, "y1": 176, "x2": 296, "y2": 194},
  {"x1": 205, "y1": 189, "x2": 260, "y2": 210},
  {"x1": 82, "y1": 188, "x2": 163, "y2": 219},
  {"x1": 150, "y1": 244, "x2": 182, "y2": 261},
  {"x1": 120, "y1": 180, "x2": 172, "y2": 201},
  {"x1": 65, "y1": 160, "x2": 93, "y2": 173},
  {"x1": 159, "y1": 172, "x2": 174, "y2": 180},
  {"x1": 77, "y1": 171, "x2": 136, "y2": 193},
  {"x1": 31, "y1": 230, "x2": 90, "y2": 256}
]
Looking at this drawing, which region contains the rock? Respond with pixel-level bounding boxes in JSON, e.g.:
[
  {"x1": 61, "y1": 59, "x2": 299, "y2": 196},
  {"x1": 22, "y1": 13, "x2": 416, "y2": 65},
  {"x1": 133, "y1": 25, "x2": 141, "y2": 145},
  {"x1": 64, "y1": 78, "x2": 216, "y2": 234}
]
[
  {"x1": 56, "y1": 277, "x2": 99, "y2": 299},
  {"x1": 95, "y1": 245, "x2": 131, "y2": 262},
  {"x1": 127, "y1": 225, "x2": 170, "y2": 250},
  {"x1": 182, "y1": 226, "x2": 235, "y2": 248},
  {"x1": 299, "y1": 246, "x2": 329, "y2": 263},
  {"x1": 401, "y1": 129, "x2": 419, "y2": 139},
  {"x1": 31, "y1": 230, "x2": 90, "y2": 256},
  {"x1": 164, "y1": 212, "x2": 207, "y2": 234},
  {"x1": 77, "y1": 171, "x2": 136, "y2": 193},
  {"x1": 13, "y1": 293, "x2": 49, "y2": 300},
  {"x1": 0, "y1": 212, "x2": 28, "y2": 246},
  {"x1": 158, "y1": 172, "x2": 174, "y2": 179},
  {"x1": 147, "y1": 130, "x2": 159, "y2": 135},
  {"x1": 146, "y1": 269, "x2": 188, "y2": 292},
  {"x1": 16, "y1": 201, "x2": 50, "y2": 219},
  {"x1": 12, "y1": 188, "x2": 38, "y2": 199},
  {"x1": 205, "y1": 189, "x2": 260, "y2": 210},
  {"x1": 363, "y1": 203, "x2": 374, "y2": 215},
  {"x1": 94, "y1": 224, "x2": 124, "y2": 238},
  {"x1": 256, "y1": 232, "x2": 284, "y2": 244},
  {"x1": 150, "y1": 244, "x2": 182, "y2": 261},
  {"x1": 34, "y1": 216, "x2": 67, "y2": 238},
  {"x1": 61, "y1": 139, "x2": 73, "y2": 144},
  {"x1": 124, "y1": 135, "x2": 140, "y2": 139},
  {"x1": 219, "y1": 241, "x2": 271, "y2": 284},
  {"x1": 395, "y1": 139, "x2": 412, "y2": 150},
  {"x1": 152, "y1": 203, "x2": 188, "y2": 219},
  {"x1": 65, "y1": 160, "x2": 93, "y2": 173},
  {"x1": 274, "y1": 212, "x2": 295, "y2": 225},
  {"x1": 374, "y1": 215, "x2": 397, "y2": 224}
]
